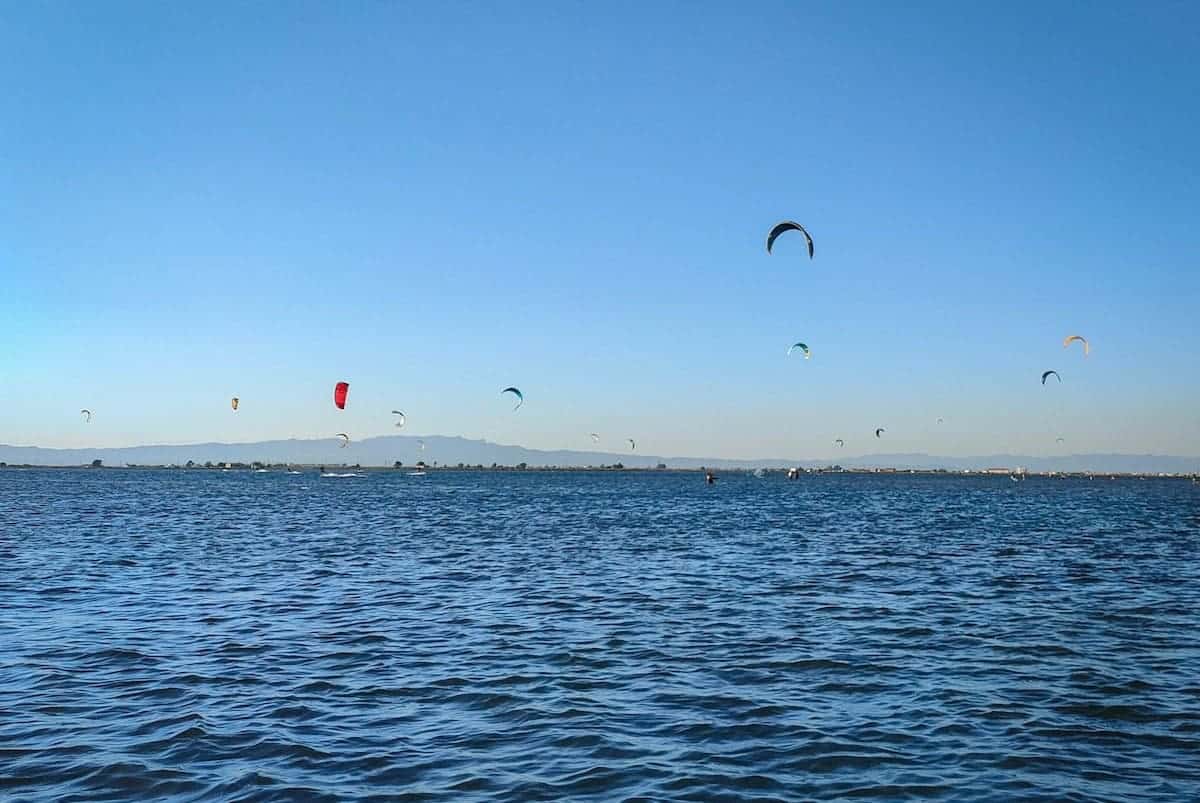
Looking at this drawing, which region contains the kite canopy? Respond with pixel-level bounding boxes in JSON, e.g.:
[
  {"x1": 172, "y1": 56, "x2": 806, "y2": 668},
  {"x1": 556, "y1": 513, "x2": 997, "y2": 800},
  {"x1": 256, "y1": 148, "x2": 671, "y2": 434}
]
[
  {"x1": 787, "y1": 342, "x2": 811, "y2": 359},
  {"x1": 1063, "y1": 335, "x2": 1089, "y2": 356},
  {"x1": 835, "y1": 438, "x2": 844, "y2": 447},
  {"x1": 80, "y1": 409, "x2": 92, "y2": 423},
  {"x1": 1041, "y1": 370, "x2": 1061, "y2": 385},
  {"x1": 335, "y1": 433, "x2": 350, "y2": 448},
  {"x1": 627, "y1": 438, "x2": 636, "y2": 450},
  {"x1": 502, "y1": 386, "x2": 523, "y2": 410},
  {"x1": 875, "y1": 427, "x2": 885, "y2": 438},
  {"x1": 231, "y1": 397, "x2": 239, "y2": 411},
  {"x1": 392, "y1": 410, "x2": 406, "y2": 428},
  {"x1": 590, "y1": 433, "x2": 600, "y2": 443},
  {"x1": 766, "y1": 221, "x2": 814, "y2": 258},
  {"x1": 334, "y1": 382, "x2": 350, "y2": 409}
]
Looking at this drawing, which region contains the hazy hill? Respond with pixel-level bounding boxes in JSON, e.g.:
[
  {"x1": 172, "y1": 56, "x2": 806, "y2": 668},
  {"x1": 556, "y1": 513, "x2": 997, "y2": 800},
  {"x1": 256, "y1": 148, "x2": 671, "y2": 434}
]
[{"x1": 1, "y1": 436, "x2": 1197, "y2": 474}]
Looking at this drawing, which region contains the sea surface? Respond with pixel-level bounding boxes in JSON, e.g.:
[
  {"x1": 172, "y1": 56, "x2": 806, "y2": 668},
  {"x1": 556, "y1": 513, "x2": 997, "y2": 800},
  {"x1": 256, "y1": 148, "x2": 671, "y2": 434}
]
[{"x1": 1, "y1": 469, "x2": 1198, "y2": 802}]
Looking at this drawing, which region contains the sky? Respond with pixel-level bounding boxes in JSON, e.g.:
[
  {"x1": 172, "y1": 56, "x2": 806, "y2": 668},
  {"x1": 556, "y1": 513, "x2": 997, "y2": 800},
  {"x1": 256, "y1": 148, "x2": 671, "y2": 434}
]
[{"x1": 2, "y1": 1, "x2": 1198, "y2": 460}]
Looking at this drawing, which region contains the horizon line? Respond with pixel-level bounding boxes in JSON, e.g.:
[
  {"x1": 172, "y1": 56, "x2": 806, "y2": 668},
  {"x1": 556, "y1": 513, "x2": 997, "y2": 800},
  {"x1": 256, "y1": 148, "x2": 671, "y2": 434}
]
[{"x1": 2, "y1": 434, "x2": 1198, "y2": 465}]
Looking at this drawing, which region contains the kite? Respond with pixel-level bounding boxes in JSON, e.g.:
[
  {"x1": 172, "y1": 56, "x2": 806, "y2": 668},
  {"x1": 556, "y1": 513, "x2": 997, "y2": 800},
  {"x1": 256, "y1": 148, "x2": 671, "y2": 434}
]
[{"x1": 766, "y1": 221, "x2": 814, "y2": 258}]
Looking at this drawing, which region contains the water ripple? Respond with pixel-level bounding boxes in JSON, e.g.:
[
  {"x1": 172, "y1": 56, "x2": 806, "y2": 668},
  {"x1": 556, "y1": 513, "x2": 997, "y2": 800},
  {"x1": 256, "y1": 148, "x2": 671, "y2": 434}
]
[{"x1": 1, "y1": 469, "x2": 1197, "y2": 800}]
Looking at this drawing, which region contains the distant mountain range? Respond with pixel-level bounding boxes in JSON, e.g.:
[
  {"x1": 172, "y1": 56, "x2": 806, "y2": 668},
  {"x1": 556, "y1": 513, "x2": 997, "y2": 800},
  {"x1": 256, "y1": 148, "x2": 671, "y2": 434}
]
[{"x1": 1, "y1": 436, "x2": 1197, "y2": 474}]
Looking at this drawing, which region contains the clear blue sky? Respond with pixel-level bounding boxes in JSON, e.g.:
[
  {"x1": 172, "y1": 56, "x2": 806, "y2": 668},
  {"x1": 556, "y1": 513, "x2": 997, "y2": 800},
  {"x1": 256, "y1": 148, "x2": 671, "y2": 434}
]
[{"x1": 3, "y1": 2, "x2": 1197, "y2": 459}]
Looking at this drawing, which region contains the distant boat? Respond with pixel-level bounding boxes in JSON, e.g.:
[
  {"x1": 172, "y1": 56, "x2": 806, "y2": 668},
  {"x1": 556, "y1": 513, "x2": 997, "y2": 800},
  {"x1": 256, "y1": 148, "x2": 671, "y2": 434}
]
[{"x1": 407, "y1": 470, "x2": 427, "y2": 477}]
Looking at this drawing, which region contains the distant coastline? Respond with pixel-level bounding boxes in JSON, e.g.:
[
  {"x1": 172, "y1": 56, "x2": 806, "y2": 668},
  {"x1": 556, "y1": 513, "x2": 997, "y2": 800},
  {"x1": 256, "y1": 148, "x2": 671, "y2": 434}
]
[
  {"x1": 2, "y1": 435, "x2": 1197, "y2": 476},
  {"x1": 2, "y1": 462, "x2": 1196, "y2": 481}
]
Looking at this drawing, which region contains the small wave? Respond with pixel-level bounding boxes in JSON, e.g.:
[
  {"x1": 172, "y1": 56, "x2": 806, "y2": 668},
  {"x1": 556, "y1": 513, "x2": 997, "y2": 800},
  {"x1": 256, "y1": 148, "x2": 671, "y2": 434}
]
[{"x1": 3, "y1": 470, "x2": 1198, "y2": 800}]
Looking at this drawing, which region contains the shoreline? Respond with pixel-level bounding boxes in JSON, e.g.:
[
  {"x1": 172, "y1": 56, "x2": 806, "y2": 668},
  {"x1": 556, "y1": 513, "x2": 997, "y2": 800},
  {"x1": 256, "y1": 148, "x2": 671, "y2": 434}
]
[{"x1": 2, "y1": 463, "x2": 1196, "y2": 480}]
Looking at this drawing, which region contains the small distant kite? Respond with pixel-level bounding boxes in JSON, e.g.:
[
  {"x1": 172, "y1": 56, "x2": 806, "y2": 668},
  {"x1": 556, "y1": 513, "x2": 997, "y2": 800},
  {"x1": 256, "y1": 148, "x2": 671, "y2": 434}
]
[
  {"x1": 502, "y1": 386, "x2": 523, "y2": 410},
  {"x1": 392, "y1": 410, "x2": 406, "y2": 428},
  {"x1": 787, "y1": 342, "x2": 811, "y2": 359},
  {"x1": 231, "y1": 397, "x2": 239, "y2": 411},
  {"x1": 1056, "y1": 436, "x2": 1065, "y2": 444},
  {"x1": 417, "y1": 439, "x2": 425, "y2": 451},
  {"x1": 1041, "y1": 370, "x2": 1061, "y2": 385},
  {"x1": 1063, "y1": 335, "x2": 1089, "y2": 356},
  {"x1": 766, "y1": 221, "x2": 814, "y2": 259},
  {"x1": 627, "y1": 438, "x2": 636, "y2": 451},
  {"x1": 334, "y1": 382, "x2": 350, "y2": 409},
  {"x1": 936, "y1": 417, "x2": 944, "y2": 425},
  {"x1": 835, "y1": 438, "x2": 845, "y2": 447},
  {"x1": 336, "y1": 433, "x2": 350, "y2": 448},
  {"x1": 80, "y1": 409, "x2": 92, "y2": 423},
  {"x1": 590, "y1": 433, "x2": 600, "y2": 443},
  {"x1": 875, "y1": 427, "x2": 885, "y2": 438}
]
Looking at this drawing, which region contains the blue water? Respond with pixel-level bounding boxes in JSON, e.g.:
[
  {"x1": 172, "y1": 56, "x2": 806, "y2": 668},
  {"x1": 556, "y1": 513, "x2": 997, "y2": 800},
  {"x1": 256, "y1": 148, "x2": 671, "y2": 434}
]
[{"x1": 1, "y1": 469, "x2": 1197, "y2": 801}]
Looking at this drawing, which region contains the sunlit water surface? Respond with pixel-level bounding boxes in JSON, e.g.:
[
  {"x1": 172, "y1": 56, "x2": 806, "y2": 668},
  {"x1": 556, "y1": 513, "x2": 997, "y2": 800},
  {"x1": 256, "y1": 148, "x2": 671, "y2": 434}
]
[{"x1": 2, "y1": 469, "x2": 1198, "y2": 801}]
